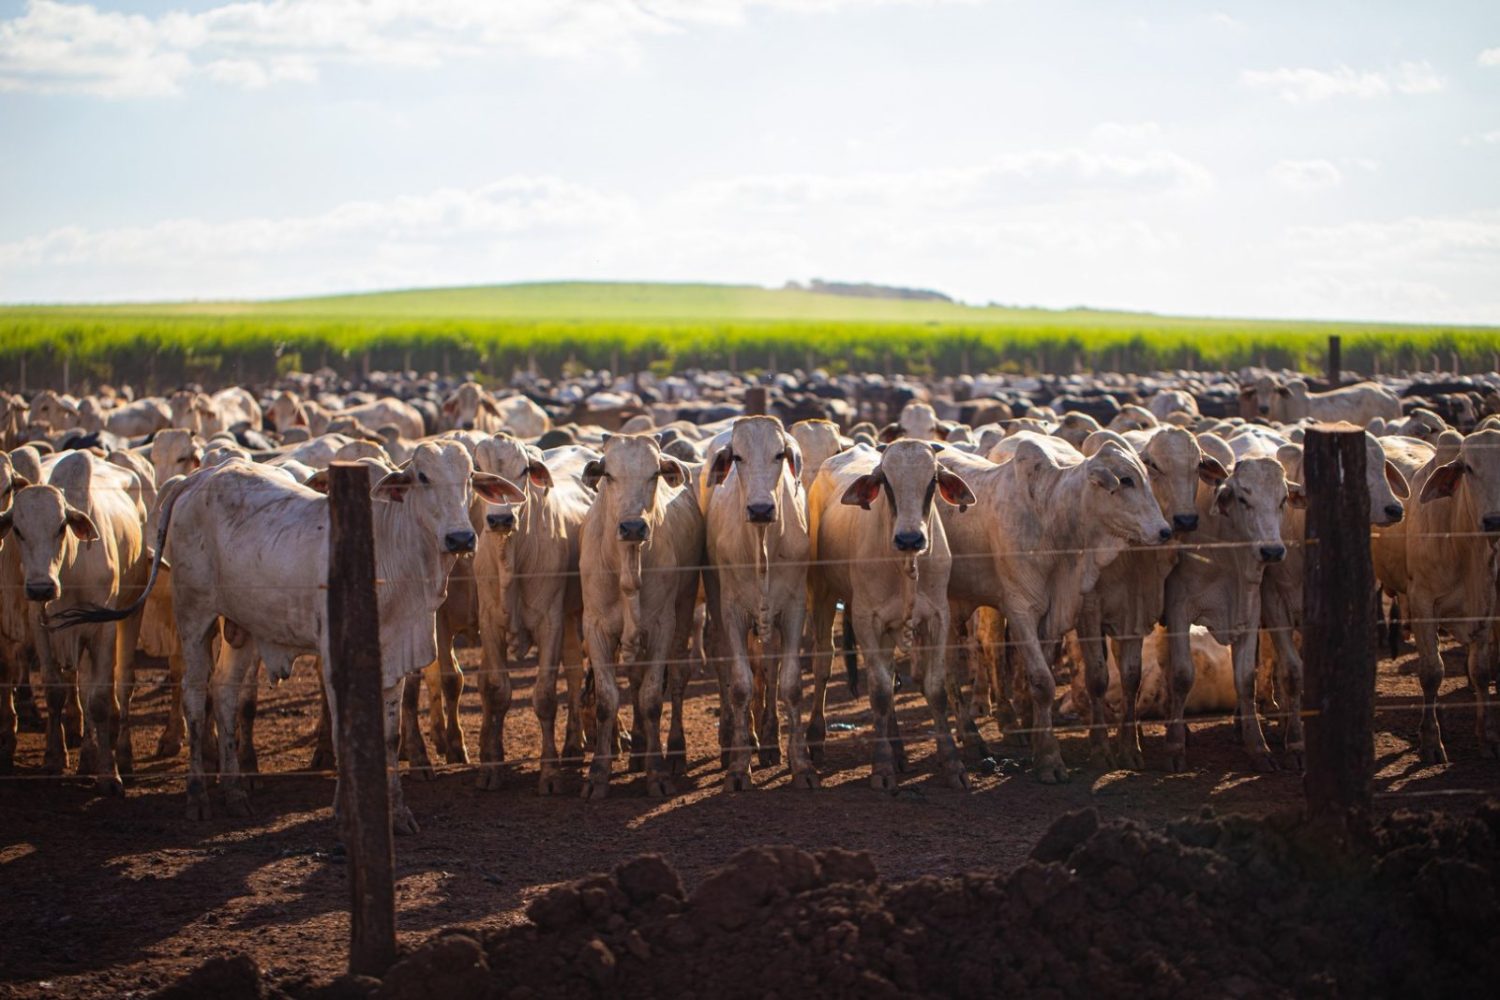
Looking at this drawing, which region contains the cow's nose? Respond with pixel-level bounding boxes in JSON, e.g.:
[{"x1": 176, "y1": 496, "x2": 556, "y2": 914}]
[
  {"x1": 1173, "y1": 513, "x2": 1199, "y2": 533},
  {"x1": 1383, "y1": 503, "x2": 1404, "y2": 523},
  {"x1": 1157, "y1": 526, "x2": 1173, "y2": 543},
  {"x1": 746, "y1": 501, "x2": 776, "y2": 523},
  {"x1": 1259, "y1": 545, "x2": 1286, "y2": 563},
  {"x1": 487, "y1": 511, "x2": 516, "y2": 533},
  {"x1": 1484, "y1": 514, "x2": 1500, "y2": 534},
  {"x1": 893, "y1": 531, "x2": 926, "y2": 552},
  {"x1": 1258, "y1": 406, "x2": 1270, "y2": 415},
  {"x1": 444, "y1": 530, "x2": 477, "y2": 553},
  {"x1": 618, "y1": 518, "x2": 649, "y2": 542},
  {"x1": 460, "y1": 420, "x2": 474, "y2": 431},
  {"x1": 25, "y1": 581, "x2": 57, "y2": 602}
]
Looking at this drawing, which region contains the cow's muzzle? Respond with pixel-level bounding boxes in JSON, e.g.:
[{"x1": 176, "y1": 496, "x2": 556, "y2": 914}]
[
  {"x1": 618, "y1": 518, "x2": 649, "y2": 542},
  {"x1": 1483, "y1": 514, "x2": 1500, "y2": 534},
  {"x1": 1172, "y1": 513, "x2": 1199, "y2": 533},
  {"x1": 444, "y1": 530, "x2": 477, "y2": 554},
  {"x1": 1381, "y1": 503, "x2": 1404, "y2": 525},
  {"x1": 893, "y1": 530, "x2": 926, "y2": 553},
  {"x1": 487, "y1": 511, "x2": 516, "y2": 533},
  {"x1": 25, "y1": 581, "x2": 57, "y2": 602},
  {"x1": 1259, "y1": 544, "x2": 1286, "y2": 563},
  {"x1": 746, "y1": 501, "x2": 776, "y2": 524}
]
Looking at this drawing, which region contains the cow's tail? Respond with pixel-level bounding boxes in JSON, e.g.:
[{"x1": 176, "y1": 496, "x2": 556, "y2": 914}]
[{"x1": 47, "y1": 474, "x2": 186, "y2": 630}]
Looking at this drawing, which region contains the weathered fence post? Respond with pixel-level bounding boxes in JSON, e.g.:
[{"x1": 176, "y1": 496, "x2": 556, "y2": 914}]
[
  {"x1": 745, "y1": 386, "x2": 769, "y2": 416},
  {"x1": 1326, "y1": 335, "x2": 1341, "y2": 389},
  {"x1": 1301, "y1": 424, "x2": 1376, "y2": 825},
  {"x1": 327, "y1": 462, "x2": 397, "y2": 977}
]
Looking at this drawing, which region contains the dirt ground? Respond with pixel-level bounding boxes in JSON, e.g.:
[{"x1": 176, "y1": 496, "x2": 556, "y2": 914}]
[{"x1": 1, "y1": 641, "x2": 1497, "y2": 998}]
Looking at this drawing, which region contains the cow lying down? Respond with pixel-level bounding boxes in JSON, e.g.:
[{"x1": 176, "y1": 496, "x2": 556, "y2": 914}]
[{"x1": 1060, "y1": 625, "x2": 1239, "y2": 722}]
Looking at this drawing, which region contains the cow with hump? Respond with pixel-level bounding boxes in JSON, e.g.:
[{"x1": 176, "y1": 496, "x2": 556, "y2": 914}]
[
  {"x1": 702, "y1": 416, "x2": 812, "y2": 791},
  {"x1": 808, "y1": 440, "x2": 976, "y2": 790},
  {"x1": 577, "y1": 434, "x2": 704, "y2": 799},
  {"x1": 52, "y1": 441, "x2": 524, "y2": 834},
  {"x1": 937, "y1": 431, "x2": 1171, "y2": 783}
]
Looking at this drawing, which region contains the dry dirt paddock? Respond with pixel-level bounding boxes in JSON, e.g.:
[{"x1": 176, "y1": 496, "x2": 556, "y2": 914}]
[{"x1": 1, "y1": 640, "x2": 1497, "y2": 998}]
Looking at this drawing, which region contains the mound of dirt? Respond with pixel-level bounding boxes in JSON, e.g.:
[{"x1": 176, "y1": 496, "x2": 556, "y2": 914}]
[{"x1": 162, "y1": 801, "x2": 1500, "y2": 999}]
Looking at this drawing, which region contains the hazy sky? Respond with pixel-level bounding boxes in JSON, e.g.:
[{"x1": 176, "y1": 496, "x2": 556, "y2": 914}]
[{"x1": 1, "y1": 0, "x2": 1497, "y2": 321}]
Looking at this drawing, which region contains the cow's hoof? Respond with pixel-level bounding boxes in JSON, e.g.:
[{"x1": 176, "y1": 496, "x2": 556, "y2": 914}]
[
  {"x1": 155, "y1": 735, "x2": 182, "y2": 760},
  {"x1": 960, "y1": 741, "x2": 991, "y2": 767},
  {"x1": 224, "y1": 789, "x2": 252, "y2": 818},
  {"x1": 1285, "y1": 746, "x2": 1306, "y2": 772},
  {"x1": 581, "y1": 779, "x2": 609, "y2": 801},
  {"x1": 1165, "y1": 747, "x2": 1188, "y2": 773},
  {"x1": 1087, "y1": 745, "x2": 1115, "y2": 771},
  {"x1": 392, "y1": 807, "x2": 421, "y2": 836},
  {"x1": 185, "y1": 796, "x2": 212, "y2": 821},
  {"x1": 870, "y1": 771, "x2": 897, "y2": 792},
  {"x1": 627, "y1": 752, "x2": 646, "y2": 774},
  {"x1": 78, "y1": 745, "x2": 98, "y2": 776},
  {"x1": 475, "y1": 765, "x2": 503, "y2": 792},
  {"x1": 538, "y1": 773, "x2": 565, "y2": 796},
  {"x1": 446, "y1": 745, "x2": 470, "y2": 766},
  {"x1": 1032, "y1": 755, "x2": 1070, "y2": 784},
  {"x1": 561, "y1": 743, "x2": 586, "y2": 767},
  {"x1": 790, "y1": 770, "x2": 821, "y2": 790},
  {"x1": 758, "y1": 747, "x2": 781, "y2": 769},
  {"x1": 1248, "y1": 751, "x2": 1279, "y2": 773},
  {"x1": 0, "y1": 755, "x2": 13, "y2": 777},
  {"x1": 943, "y1": 765, "x2": 970, "y2": 791},
  {"x1": 722, "y1": 771, "x2": 751, "y2": 793},
  {"x1": 646, "y1": 776, "x2": 674, "y2": 798},
  {"x1": 42, "y1": 756, "x2": 65, "y2": 777},
  {"x1": 1115, "y1": 744, "x2": 1145, "y2": 771},
  {"x1": 667, "y1": 754, "x2": 687, "y2": 777},
  {"x1": 1419, "y1": 742, "x2": 1449, "y2": 766},
  {"x1": 98, "y1": 774, "x2": 125, "y2": 798},
  {"x1": 408, "y1": 762, "x2": 436, "y2": 782}
]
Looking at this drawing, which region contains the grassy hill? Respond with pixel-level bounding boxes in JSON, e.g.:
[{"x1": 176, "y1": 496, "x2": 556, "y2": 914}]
[{"x1": 2, "y1": 281, "x2": 1496, "y2": 389}]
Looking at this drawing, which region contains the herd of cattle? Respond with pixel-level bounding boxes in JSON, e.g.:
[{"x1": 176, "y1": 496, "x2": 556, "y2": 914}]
[{"x1": 1, "y1": 365, "x2": 1498, "y2": 833}]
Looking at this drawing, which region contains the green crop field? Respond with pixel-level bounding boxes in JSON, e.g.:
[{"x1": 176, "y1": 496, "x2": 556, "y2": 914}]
[{"x1": 2, "y1": 281, "x2": 1496, "y2": 389}]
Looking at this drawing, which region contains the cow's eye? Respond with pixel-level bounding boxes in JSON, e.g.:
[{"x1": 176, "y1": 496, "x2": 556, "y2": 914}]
[
  {"x1": 1238, "y1": 497, "x2": 1249, "y2": 507},
  {"x1": 418, "y1": 472, "x2": 430, "y2": 484},
  {"x1": 1121, "y1": 476, "x2": 1134, "y2": 488},
  {"x1": 57, "y1": 525, "x2": 66, "y2": 538},
  {"x1": 774, "y1": 452, "x2": 786, "y2": 462},
  {"x1": 12, "y1": 528, "x2": 24, "y2": 542},
  {"x1": 731, "y1": 454, "x2": 742, "y2": 464}
]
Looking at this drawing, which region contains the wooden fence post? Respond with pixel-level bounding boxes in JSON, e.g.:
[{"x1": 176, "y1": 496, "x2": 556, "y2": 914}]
[
  {"x1": 1301, "y1": 424, "x2": 1376, "y2": 825},
  {"x1": 327, "y1": 462, "x2": 398, "y2": 977},
  {"x1": 1326, "y1": 335, "x2": 1341, "y2": 388}
]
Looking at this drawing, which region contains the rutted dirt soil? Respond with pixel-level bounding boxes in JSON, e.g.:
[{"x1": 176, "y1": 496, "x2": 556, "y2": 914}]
[{"x1": 1, "y1": 643, "x2": 1497, "y2": 998}]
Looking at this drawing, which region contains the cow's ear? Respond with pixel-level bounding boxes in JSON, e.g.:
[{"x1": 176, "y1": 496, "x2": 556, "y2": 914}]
[
  {"x1": 878, "y1": 423, "x2": 903, "y2": 443},
  {"x1": 65, "y1": 507, "x2": 99, "y2": 542},
  {"x1": 293, "y1": 407, "x2": 308, "y2": 427},
  {"x1": 0, "y1": 510, "x2": 11, "y2": 540},
  {"x1": 1198, "y1": 456, "x2": 1229, "y2": 485},
  {"x1": 525, "y1": 460, "x2": 554, "y2": 490},
  {"x1": 710, "y1": 448, "x2": 733, "y2": 485},
  {"x1": 305, "y1": 470, "x2": 331, "y2": 494},
  {"x1": 1088, "y1": 462, "x2": 1121, "y2": 493},
  {"x1": 936, "y1": 469, "x2": 976, "y2": 511},
  {"x1": 582, "y1": 460, "x2": 605, "y2": 491},
  {"x1": 928, "y1": 441, "x2": 947, "y2": 453},
  {"x1": 658, "y1": 456, "x2": 688, "y2": 488},
  {"x1": 480, "y1": 397, "x2": 501, "y2": 417},
  {"x1": 371, "y1": 469, "x2": 414, "y2": 503},
  {"x1": 1420, "y1": 461, "x2": 1463, "y2": 503},
  {"x1": 1385, "y1": 461, "x2": 1410, "y2": 500},
  {"x1": 1287, "y1": 482, "x2": 1307, "y2": 509},
  {"x1": 473, "y1": 471, "x2": 526, "y2": 504},
  {"x1": 1239, "y1": 385, "x2": 1257, "y2": 398},
  {"x1": 1212, "y1": 485, "x2": 1233, "y2": 516},
  {"x1": 442, "y1": 397, "x2": 459, "y2": 416},
  {"x1": 840, "y1": 472, "x2": 884, "y2": 509},
  {"x1": 3, "y1": 473, "x2": 31, "y2": 497},
  {"x1": 784, "y1": 438, "x2": 803, "y2": 478},
  {"x1": 1276, "y1": 385, "x2": 1292, "y2": 397}
]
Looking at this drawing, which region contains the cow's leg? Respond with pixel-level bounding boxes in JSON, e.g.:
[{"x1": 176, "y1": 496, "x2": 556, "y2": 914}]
[
  {"x1": 81, "y1": 629, "x2": 123, "y2": 795},
  {"x1": 702, "y1": 570, "x2": 733, "y2": 769},
  {"x1": 1163, "y1": 603, "x2": 1195, "y2": 773},
  {"x1": 921, "y1": 614, "x2": 967, "y2": 789},
  {"x1": 722, "y1": 605, "x2": 755, "y2": 792},
  {"x1": 995, "y1": 620, "x2": 1026, "y2": 745},
  {"x1": 947, "y1": 616, "x2": 989, "y2": 766},
  {"x1": 384, "y1": 679, "x2": 420, "y2": 836},
  {"x1": 778, "y1": 601, "x2": 816, "y2": 789},
  {"x1": 560, "y1": 621, "x2": 587, "y2": 761},
  {"x1": 854, "y1": 611, "x2": 901, "y2": 791},
  {"x1": 401, "y1": 670, "x2": 436, "y2": 780},
  {"x1": 38, "y1": 633, "x2": 68, "y2": 775},
  {"x1": 1264, "y1": 601, "x2": 1306, "y2": 769},
  {"x1": 638, "y1": 637, "x2": 672, "y2": 797},
  {"x1": 0, "y1": 644, "x2": 14, "y2": 774},
  {"x1": 756, "y1": 631, "x2": 781, "y2": 768},
  {"x1": 475, "y1": 619, "x2": 511, "y2": 789},
  {"x1": 1113, "y1": 636, "x2": 1146, "y2": 771},
  {"x1": 211, "y1": 639, "x2": 259, "y2": 817},
  {"x1": 234, "y1": 654, "x2": 264, "y2": 785},
  {"x1": 422, "y1": 659, "x2": 447, "y2": 760},
  {"x1": 665, "y1": 626, "x2": 692, "y2": 777},
  {"x1": 180, "y1": 619, "x2": 216, "y2": 820},
  {"x1": 113, "y1": 611, "x2": 144, "y2": 780},
  {"x1": 438, "y1": 622, "x2": 467, "y2": 764},
  {"x1": 1078, "y1": 600, "x2": 1113, "y2": 769},
  {"x1": 533, "y1": 616, "x2": 566, "y2": 795},
  {"x1": 155, "y1": 648, "x2": 187, "y2": 759},
  {"x1": 1410, "y1": 602, "x2": 1447, "y2": 763},
  {"x1": 1011, "y1": 618, "x2": 1068, "y2": 784},
  {"x1": 309, "y1": 668, "x2": 335, "y2": 772},
  {"x1": 806, "y1": 584, "x2": 837, "y2": 764},
  {"x1": 581, "y1": 622, "x2": 620, "y2": 800},
  {"x1": 1466, "y1": 632, "x2": 1499, "y2": 759},
  {"x1": 1232, "y1": 629, "x2": 1275, "y2": 772}
]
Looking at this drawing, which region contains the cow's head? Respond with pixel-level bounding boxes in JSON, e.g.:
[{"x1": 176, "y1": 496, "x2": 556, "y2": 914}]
[
  {"x1": 1358, "y1": 434, "x2": 1409, "y2": 526},
  {"x1": 1210, "y1": 456, "x2": 1301, "y2": 562},
  {"x1": 270, "y1": 391, "x2": 304, "y2": 433},
  {"x1": 28, "y1": 390, "x2": 80, "y2": 432},
  {"x1": 474, "y1": 433, "x2": 553, "y2": 535},
  {"x1": 149, "y1": 428, "x2": 204, "y2": 488},
  {"x1": 1083, "y1": 440, "x2": 1174, "y2": 547},
  {"x1": 582, "y1": 434, "x2": 687, "y2": 544},
  {"x1": 710, "y1": 416, "x2": 801, "y2": 525},
  {"x1": 0, "y1": 485, "x2": 98, "y2": 603},
  {"x1": 371, "y1": 441, "x2": 523, "y2": 555},
  {"x1": 1419, "y1": 428, "x2": 1500, "y2": 535},
  {"x1": 441, "y1": 381, "x2": 500, "y2": 432},
  {"x1": 840, "y1": 440, "x2": 974, "y2": 554},
  {"x1": 1138, "y1": 426, "x2": 1225, "y2": 535}
]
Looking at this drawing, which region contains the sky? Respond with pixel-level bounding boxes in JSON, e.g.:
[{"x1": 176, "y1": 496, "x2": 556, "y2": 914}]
[{"x1": 0, "y1": 0, "x2": 1497, "y2": 322}]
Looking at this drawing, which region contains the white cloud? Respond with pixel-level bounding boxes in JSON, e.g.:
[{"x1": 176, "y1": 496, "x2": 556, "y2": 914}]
[
  {"x1": 1268, "y1": 159, "x2": 1342, "y2": 194},
  {"x1": 1241, "y1": 60, "x2": 1446, "y2": 102},
  {"x1": 0, "y1": 0, "x2": 967, "y2": 98},
  {"x1": 1462, "y1": 129, "x2": 1500, "y2": 146},
  {"x1": 1090, "y1": 121, "x2": 1163, "y2": 143},
  {"x1": 1480, "y1": 47, "x2": 1500, "y2": 67}
]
